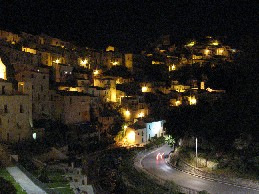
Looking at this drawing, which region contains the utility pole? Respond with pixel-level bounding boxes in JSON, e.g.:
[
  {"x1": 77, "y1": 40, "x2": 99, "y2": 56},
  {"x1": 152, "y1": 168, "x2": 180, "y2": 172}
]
[{"x1": 196, "y1": 137, "x2": 198, "y2": 167}]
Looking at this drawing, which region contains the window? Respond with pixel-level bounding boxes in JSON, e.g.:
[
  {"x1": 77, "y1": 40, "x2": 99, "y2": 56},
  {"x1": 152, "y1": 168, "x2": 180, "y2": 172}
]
[
  {"x1": 20, "y1": 105, "x2": 24, "y2": 113},
  {"x1": 4, "y1": 105, "x2": 8, "y2": 113},
  {"x1": 32, "y1": 85, "x2": 34, "y2": 89},
  {"x1": 149, "y1": 125, "x2": 151, "y2": 130},
  {"x1": 142, "y1": 131, "x2": 144, "y2": 136},
  {"x1": 43, "y1": 75, "x2": 46, "y2": 79},
  {"x1": 0, "y1": 118, "x2": 2, "y2": 125},
  {"x1": 2, "y1": 86, "x2": 5, "y2": 94},
  {"x1": 31, "y1": 74, "x2": 34, "y2": 78}
]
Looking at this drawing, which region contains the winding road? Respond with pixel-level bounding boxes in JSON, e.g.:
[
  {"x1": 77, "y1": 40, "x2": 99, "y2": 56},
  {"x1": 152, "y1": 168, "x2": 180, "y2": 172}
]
[{"x1": 140, "y1": 144, "x2": 259, "y2": 194}]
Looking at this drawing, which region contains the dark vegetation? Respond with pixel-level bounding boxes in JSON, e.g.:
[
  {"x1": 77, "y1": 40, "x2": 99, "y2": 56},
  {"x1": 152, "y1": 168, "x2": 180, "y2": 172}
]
[
  {"x1": 86, "y1": 141, "x2": 180, "y2": 194},
  {"x1": 0, "y1": 177, "x2": 16, "y2": 194}
]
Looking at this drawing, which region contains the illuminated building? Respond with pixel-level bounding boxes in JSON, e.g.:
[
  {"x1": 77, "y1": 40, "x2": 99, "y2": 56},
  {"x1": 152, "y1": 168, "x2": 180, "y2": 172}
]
[
  {"x1": 121, "y1": 96, "x2": 149, "y2": 122},
  {"x1": 15, "y1": 68, "x2": 51, "y2": 120},
  {"x1": 93, "y1": 77, "x2": 117, "y2": 102},
  {"x1": 124, "y1": 119, "x2": 166, "y2": 145},
  {"x1": 0, "y1": 57, "x2": 32, "y2": 142}
]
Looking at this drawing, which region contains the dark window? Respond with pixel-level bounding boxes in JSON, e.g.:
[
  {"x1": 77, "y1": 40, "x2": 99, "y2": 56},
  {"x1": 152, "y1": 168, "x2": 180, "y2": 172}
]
[
  {"x1": 2, "y1": 86, "x2": 5, "y2": 94},
  {"x1": 4, "y1": 105, "x2": 8, "y2": 113},
  {"x1": 31, "y1": 74, "x2": 34, "y2": 78},
  {"x1": 20, "y1": 105, "x2": 24, "y2": 113},
  {"x1": 43, "y1": 75, "x2": 46, "y2": 79}
]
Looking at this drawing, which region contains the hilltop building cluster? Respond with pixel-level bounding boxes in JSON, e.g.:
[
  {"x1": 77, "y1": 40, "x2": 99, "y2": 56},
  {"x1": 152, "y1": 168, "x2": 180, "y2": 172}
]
[{"x1": 0, "y1": 30, "x2": 232, "y2": 145}]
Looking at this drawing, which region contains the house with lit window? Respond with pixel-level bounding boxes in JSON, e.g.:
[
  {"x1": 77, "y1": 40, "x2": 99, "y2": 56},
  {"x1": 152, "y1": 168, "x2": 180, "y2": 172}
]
[
  {"x1": 124, "y1": 119, "x2": 166, "y2": 145},
  {"x1": 184, "y1": 36, "x2": 235, "y2": 65},
  {"x1": 0, "y1": 30, "x2": 21, "y2": 44},
  {"x1": 93, "y1": 77, "x2": 116, "y2": 102},
  {"x1": 101, "y1": 46, "x2": 123, "y2": 69},
  {"x1": 0, "y1": 57, "x2": 32, "y2": 142},
  {"x1": 15, "y1": 67, "x2": 51, "y2": 120},
  {"x1": 0, "y1": 80, "x2": 32, "y2": 142},
  {"x1": 120, "y1": 96, "x2": 149, "y2": 122}
]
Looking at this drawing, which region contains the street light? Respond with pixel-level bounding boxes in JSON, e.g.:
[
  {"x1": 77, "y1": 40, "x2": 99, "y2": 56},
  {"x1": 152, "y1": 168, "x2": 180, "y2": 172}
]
[{"x1": 196, "y1": 137, "x2": 198, "y2": 167}]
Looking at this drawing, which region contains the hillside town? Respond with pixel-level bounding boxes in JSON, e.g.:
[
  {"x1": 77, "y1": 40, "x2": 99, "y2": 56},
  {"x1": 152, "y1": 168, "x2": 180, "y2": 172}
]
[
  {"x1": 0, "y1": 29, "x2": 258, "y2": 194},
  {"x1": 0, "y1": 30, "x2": 236, "y2": 144}
]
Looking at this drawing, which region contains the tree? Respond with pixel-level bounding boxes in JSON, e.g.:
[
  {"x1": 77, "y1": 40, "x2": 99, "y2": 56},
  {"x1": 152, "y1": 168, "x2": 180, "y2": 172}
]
[{"x1": 165, "y1": 135, "x2": 175, "y2": 148}]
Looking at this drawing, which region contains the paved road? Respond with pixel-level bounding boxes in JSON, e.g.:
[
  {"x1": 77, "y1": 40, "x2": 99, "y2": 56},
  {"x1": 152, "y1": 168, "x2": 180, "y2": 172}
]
[
  {"x1": 141, "y1": 145, "x2": 259, "y2": 194},
  {"x1": 7, "y1": 166, "x2": 46, "y2": 194}
]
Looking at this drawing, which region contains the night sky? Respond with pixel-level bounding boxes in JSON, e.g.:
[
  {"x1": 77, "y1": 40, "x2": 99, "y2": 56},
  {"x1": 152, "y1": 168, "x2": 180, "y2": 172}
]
[{"x1": 0, "y1": 0, "x2": 258, "y2": 52}]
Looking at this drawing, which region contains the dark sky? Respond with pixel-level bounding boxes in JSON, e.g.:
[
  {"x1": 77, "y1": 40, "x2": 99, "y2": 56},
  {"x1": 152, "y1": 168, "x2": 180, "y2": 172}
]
[{"x1": 0, "y1": 0, "x2": 258, "y2": 52}]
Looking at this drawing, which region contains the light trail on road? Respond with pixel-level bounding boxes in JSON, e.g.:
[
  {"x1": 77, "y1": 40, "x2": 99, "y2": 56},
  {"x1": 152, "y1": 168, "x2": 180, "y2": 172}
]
[{"x1": 140, "y1": 145, "x2": 259, "y2": 194}]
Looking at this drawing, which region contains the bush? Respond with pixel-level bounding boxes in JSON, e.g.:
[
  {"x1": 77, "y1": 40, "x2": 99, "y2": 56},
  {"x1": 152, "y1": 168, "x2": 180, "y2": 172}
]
[{"x1": 0, "y1": 177, "x2": 16, "y2": 194}]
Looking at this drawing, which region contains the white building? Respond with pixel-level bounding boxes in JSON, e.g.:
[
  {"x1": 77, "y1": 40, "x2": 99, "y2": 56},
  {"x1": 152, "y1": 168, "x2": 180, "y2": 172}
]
[{"x1": 125, "y1": 119, "x2": 165, "y2": 145}]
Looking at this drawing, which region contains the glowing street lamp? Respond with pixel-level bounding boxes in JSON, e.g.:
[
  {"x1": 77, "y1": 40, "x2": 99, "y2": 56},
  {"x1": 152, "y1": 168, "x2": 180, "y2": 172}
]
[
  {"x1": 204, "y1": 49, "x2": 210, "y2": 55},
  {"x1": 125, "y1": 110, "x2": 130, "y2": 117},
  {"x1": 80, "y1": 59, "x2": 88, "y2": 65},
  {"x1": 142, "y1": 86, "x2": 148, "y2": 92},
  {"x1": 93, "y1": 69, "x2": 99, "y2": 76},
  {"x1": 112, "y1": 61, "x2": 118, "y2": 66},
  {"x1": 53, "y1": 59, "x2": 60, "y2": 64},
  {"x1": 175, "y1": 100, "x2": 181, "y2": 106},
  {"x1": 138, "y1": 112, "x2": 144, "y2": 118},
  {"x1": 189, "y1": 96, "x2": 197, "y2": 105}
]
